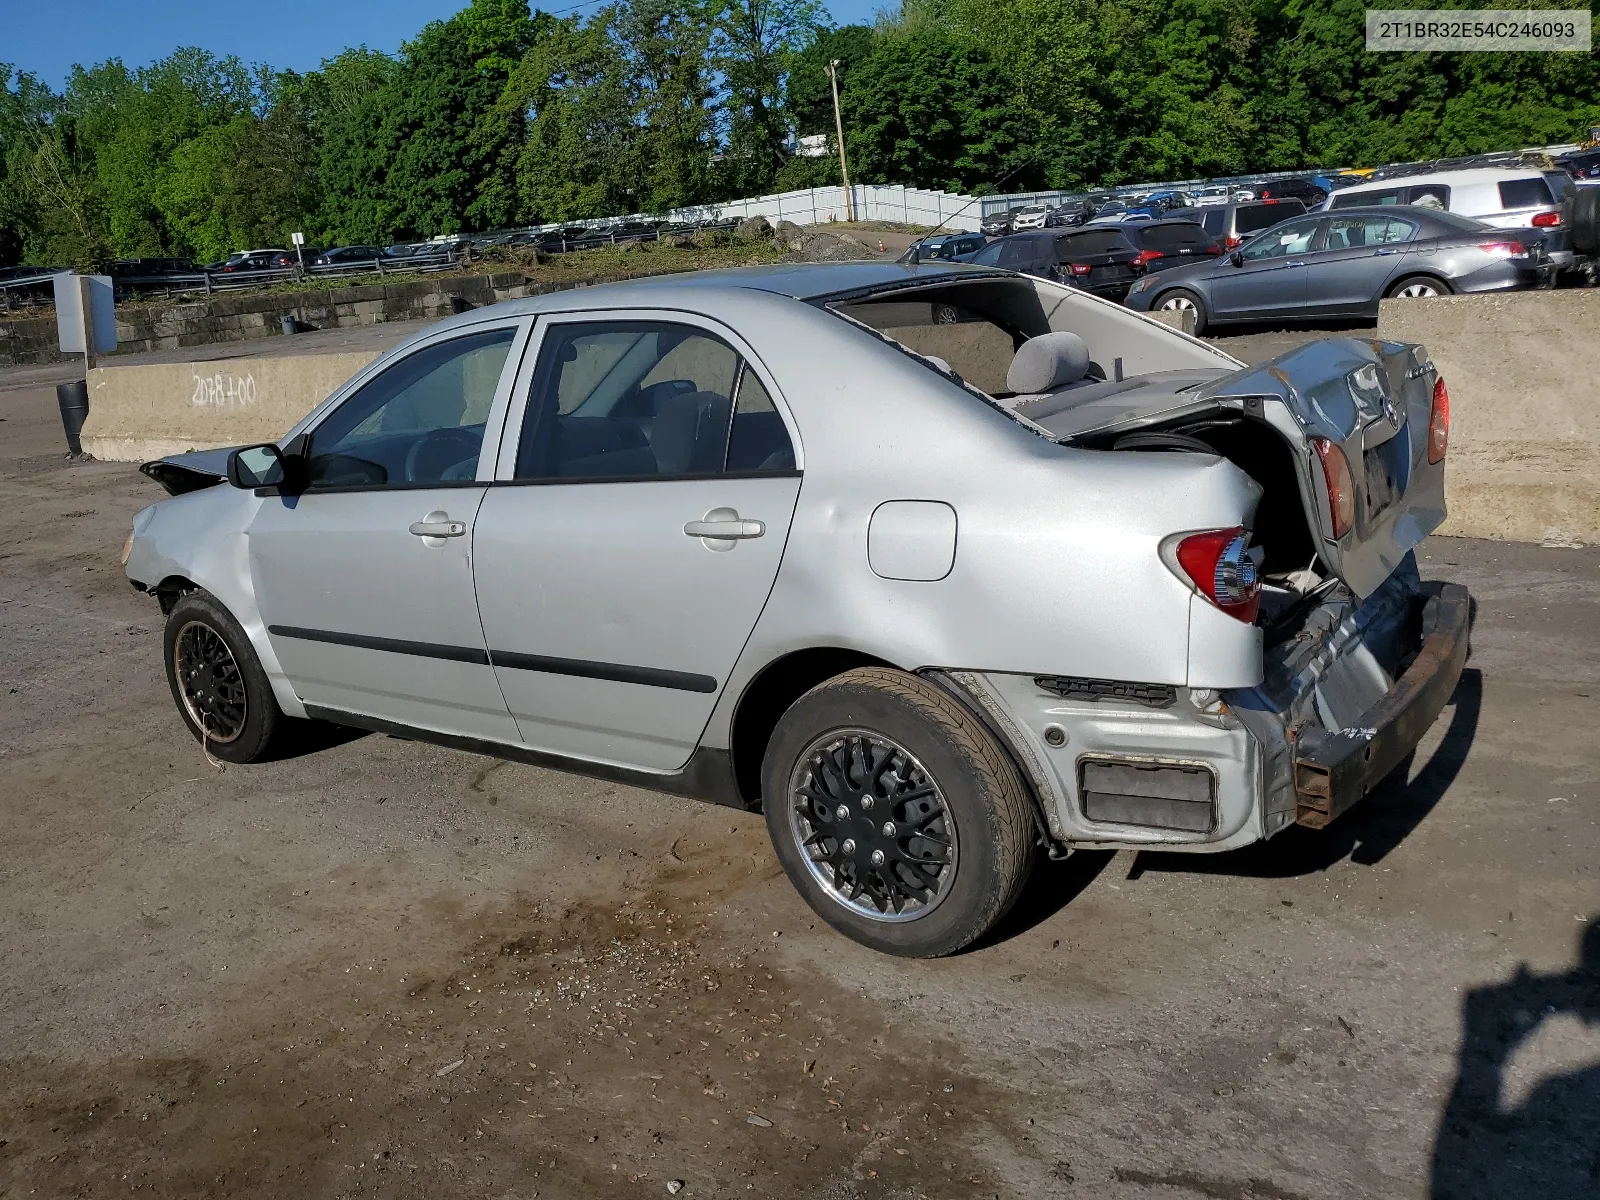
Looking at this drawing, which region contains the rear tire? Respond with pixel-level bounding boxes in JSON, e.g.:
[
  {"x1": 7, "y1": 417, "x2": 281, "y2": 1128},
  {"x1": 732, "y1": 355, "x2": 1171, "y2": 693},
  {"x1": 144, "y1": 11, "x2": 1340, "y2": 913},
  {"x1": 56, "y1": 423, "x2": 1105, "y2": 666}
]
[
  {"x1": 163, "y1": 589, "x2": 284, "y2": 764},
  {"x1": 1387, "y1": 275, "x2": 1452, "y2": 300},
  {"x1": 1154, "y1": 288, "x2": 1207, "y2": 335},
  {"x1": 762, "y1": 668, "x2": 1035, "y2": 957}
]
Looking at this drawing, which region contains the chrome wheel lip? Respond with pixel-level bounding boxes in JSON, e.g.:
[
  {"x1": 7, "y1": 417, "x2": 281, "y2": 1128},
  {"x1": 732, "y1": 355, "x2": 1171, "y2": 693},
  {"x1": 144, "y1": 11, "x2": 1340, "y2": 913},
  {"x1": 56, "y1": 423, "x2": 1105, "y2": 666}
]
[
  {"x1": 786, "y1": 727, "x2": 959, "y2": 924},
  {"x1": 173, "y1": 620, "x2": 247, "y2": 744}
]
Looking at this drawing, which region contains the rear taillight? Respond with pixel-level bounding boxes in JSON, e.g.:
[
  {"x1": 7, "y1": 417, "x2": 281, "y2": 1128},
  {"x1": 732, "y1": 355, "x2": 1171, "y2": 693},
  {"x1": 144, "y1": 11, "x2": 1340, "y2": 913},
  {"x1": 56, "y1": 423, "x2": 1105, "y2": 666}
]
[
  {"x1": 1068, "y1": 262, "x2": 1092, "y2": 277},
  {"x1": 1476, "y1": 240, "x2": 1529, "y2": 259},
  {"x1": 1312, "y1": 438, "x2": 1355, "y2": 539},
  {"x1": 1225, "y1": 234, "x2": 1243, "y2": 249},
  {"x1": 1428, "y1": 376, "x2": 1450, "y2": 464},
  {"x1": 1204, "y1": 243, "x2": 1221, "y2": 254},
  {"x1": 1531, "y1": 211, "x2": 1561, "y2": 227},
  {"x1": 1130, "y1": 249, "x2": 1164, "y2": 268},
  {"x1": 1174, "y1": 528, "x2": 1261, "y2": 623}
]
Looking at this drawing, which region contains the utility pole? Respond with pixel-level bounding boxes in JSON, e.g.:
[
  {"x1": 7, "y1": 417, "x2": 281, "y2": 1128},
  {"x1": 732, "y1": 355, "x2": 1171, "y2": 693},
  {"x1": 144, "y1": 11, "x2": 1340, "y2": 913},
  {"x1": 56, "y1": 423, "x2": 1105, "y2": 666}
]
[{"x1": 826, "y1": 59, "x2": 854, "y2": 222}]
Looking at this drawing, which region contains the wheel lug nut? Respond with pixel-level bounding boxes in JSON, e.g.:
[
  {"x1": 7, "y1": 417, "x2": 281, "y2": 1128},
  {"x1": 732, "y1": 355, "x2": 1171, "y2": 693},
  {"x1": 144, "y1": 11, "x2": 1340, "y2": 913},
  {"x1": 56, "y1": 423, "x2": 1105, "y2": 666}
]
[
  {"x1": 870, "y1": 849, "x2": 885, "y2": 865},
  {"x1": 882, "y1": 821, "x2": 896, "y2": 837},
  {"x1": 842, "y1": 838, "x2": 857, "y2": 855},
  {"x1": 860, "y1": 794, "x2": 874, "y2": 809},
  {"x1": 836, "y1": 804, "x2": 850, "y2": 820}
]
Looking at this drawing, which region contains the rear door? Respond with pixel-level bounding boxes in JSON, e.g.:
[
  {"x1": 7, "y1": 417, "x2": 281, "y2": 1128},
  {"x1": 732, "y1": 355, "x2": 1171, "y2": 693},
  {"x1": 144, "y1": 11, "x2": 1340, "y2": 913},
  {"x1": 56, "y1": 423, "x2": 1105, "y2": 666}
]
[
  {"x1": 1298, "y1": 213, "x2": 1419, "y2": 316},
  {"x1": 1209, "y1": 215, "x2": 1319, "y2": 320},
  {"x1": 471, "y1": 313, "x2": 802, "y2": 771}
]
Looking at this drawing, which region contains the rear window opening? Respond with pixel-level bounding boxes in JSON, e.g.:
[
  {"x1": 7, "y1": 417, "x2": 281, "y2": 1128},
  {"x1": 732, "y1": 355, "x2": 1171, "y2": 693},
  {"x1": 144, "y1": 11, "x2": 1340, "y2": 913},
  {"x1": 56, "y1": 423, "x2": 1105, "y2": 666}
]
[
  {"x1": 1132, "y1": 224, "x2": 1215, "y2": 253},
  {"x1": 1060, "y1": 231, "x2": 1132, "y2": 257},
  {"x1": 1235, "y1": 203, "x2": 1307, "y2": 234},
  {"x1": 1497, "y1": 177, "x2": 1555, "y2": 208}
]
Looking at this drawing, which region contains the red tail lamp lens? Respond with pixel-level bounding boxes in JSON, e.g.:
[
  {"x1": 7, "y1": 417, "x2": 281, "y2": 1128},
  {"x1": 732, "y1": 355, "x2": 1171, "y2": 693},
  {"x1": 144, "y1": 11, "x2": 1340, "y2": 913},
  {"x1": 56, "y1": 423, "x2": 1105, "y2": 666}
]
[
  {"x1": 1531, "y1": 211, "x2": 1561, "y2": 227},
  {"x1": 1175, "y1": 528, "x2": 1260, "y2": 623},
  {"x1": 1428, "y1": 376, "x2": 1450, "y2": 464},
  {"x1": 1225, "y1": 235, "x2": 1243, "y2": 249},
  {"x1": 1068, "y1": 262, "x2": 1092, "y2": 277},
  {"x1": 1313, "y1": 438, "x2": 1355, "y2": 538},
  {"x1": 1131, "y1": 249, "x2": 1165, "y2": 268}
]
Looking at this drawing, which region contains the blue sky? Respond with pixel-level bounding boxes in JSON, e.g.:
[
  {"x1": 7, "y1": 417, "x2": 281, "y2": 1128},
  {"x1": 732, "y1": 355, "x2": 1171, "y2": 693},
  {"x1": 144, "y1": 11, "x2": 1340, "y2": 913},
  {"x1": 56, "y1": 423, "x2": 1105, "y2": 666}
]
[{"x1": 6, "y1": 0, "x2": 884, "y2": 87}]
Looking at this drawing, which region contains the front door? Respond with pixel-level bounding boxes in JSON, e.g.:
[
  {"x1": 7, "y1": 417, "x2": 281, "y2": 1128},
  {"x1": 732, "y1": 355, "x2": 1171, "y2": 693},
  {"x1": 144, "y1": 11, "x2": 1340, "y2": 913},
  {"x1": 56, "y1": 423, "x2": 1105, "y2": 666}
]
[
  {"x1": 472, "y1": 315, "x2": 802, "y2": 771},
  {"x1": 1209, "y1": 216, "x2": 1319, "y2": 320},
  {"x1": 249, "y1": 322, "x2": 527, "y2": 741},
  {"x1": 1298, "y1": 214, "x2": 1418, "y2": 316}
]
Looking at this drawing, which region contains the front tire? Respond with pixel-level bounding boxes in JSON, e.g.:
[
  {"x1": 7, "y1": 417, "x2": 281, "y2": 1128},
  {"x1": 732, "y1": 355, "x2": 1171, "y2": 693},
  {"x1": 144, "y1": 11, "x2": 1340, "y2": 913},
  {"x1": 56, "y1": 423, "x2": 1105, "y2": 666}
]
[
  {"x1": 1154, "y1": 287, "x2": 1208, "y2": 335},
  {"x1": 1387, "y1": 274, "x2": 1451, "y2": 299},
  {"x1": 762, "y1": 668, "x2": 1035, "y2": 957},
  {"x1": 163, "y1": 589, "x2": 284, "y2": 764}
]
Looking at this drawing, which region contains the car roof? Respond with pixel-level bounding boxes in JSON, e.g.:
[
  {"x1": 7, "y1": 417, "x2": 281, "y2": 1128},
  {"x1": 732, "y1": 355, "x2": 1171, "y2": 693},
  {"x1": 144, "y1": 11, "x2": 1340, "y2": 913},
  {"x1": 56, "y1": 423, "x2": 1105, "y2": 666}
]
[
  {"x1": 1337, "y1": 167, "x2": 1549, "y2": 191},
  {"x1": 487, "y1": 261, "x2": 1011, "y2": 311}
]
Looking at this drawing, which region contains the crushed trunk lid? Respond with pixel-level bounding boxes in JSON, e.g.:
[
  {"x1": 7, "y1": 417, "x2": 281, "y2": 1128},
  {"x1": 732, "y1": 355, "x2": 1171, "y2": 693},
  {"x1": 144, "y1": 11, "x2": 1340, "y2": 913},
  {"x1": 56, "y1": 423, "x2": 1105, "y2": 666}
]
[{"x1": 1038, "y1": 337, "x2": 1447, "y2": 599}]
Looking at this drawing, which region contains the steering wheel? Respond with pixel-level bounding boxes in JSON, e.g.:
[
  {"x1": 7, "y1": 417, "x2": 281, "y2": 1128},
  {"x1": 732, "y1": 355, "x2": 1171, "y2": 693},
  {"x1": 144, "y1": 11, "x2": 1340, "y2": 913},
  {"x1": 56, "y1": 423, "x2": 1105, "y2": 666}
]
[{"x1": 404, "y1": 427, "x2": 483, "y2": 483}]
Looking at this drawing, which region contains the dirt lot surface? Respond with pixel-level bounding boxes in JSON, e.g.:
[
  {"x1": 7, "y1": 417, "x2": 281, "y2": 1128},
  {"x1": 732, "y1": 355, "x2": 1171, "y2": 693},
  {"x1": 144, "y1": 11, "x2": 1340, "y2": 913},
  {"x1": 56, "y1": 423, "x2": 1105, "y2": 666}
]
[{"x1": 1, "y1": 357, "x2": 1596, "y2": 1200}]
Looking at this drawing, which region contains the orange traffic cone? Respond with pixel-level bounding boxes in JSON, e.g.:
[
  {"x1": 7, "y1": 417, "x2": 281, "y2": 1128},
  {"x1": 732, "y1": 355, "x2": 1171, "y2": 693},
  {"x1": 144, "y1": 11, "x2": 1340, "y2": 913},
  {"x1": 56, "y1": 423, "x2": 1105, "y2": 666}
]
[{"x1": 877, "y1": 239, "x2": 886, "y2": 253}]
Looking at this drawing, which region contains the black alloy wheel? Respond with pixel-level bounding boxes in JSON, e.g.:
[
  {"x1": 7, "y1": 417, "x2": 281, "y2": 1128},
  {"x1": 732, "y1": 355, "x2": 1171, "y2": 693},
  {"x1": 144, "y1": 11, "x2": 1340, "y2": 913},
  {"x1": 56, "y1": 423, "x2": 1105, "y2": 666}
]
[
  {"x1": 787, "y1": 729, "x2": 959, "y2": 922},
  {"x1": 173, "y1": 621, "x2": 248, "y2": 743}
]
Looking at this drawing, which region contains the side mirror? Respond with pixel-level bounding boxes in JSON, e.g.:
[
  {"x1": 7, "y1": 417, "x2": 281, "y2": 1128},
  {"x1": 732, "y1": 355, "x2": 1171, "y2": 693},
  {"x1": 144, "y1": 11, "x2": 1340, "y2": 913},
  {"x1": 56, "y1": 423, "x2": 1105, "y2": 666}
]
[
  {"x1": 227, "y1": 443, "x2": 288, "y2": 491},
  {"x1": 1229, "y1": 249, "x2": 1245, "y2": 267}
]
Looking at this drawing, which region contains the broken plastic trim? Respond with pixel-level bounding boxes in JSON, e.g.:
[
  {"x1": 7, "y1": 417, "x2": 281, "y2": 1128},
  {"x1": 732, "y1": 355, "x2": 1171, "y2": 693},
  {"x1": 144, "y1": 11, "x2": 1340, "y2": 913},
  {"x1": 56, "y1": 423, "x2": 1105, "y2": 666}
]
[{"x1": 1034, "y1": 676, "x2": 1178, "y2": 709}]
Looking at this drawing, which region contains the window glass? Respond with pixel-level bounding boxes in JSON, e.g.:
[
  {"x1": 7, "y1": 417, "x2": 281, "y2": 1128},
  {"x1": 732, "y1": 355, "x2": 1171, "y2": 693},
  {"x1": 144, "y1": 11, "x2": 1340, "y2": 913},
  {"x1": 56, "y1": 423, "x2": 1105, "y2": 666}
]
[
  {"x1": 1323, "y1": 216, "x2": 1417, "y2": 250},
  {"x1": 1134, "y1": 223, "x2": 1213, "y2": 252},
  {"x1": 1498, "y1": 177, "x2": 1554, "y2": 209},
  {"x1": 306, "y1": 327, "x2": 516, "y2": 489},
  {"x1": 515, "y1": 321, "x2": 743, "y2": 480},
  {"x1": 1240, "y1": 220, "x2": 1319, "y2": 260},
  {"x1": 968, "y1": 241, "x2": 1006, "y2": 266},
  {"x1": 998, "y1": 240, "x2": 1035, "y2": 267},
  {"x1": 1234, "y1": 201, "x2": 1306, "y2": 234},
  {"x1": 1201, "y1": 210, "x2": 1225, "y2": 235},
  {"x1": 1059, "y1": 230, "x2": 1130, "y2": 257},
  {"x1": 1332, "y1": 188, "x2": 1402, "y2": 208},
  {"x1": 1407, "y1": 184, "x2": 1449, "y2": 209},
  {"x1": 725, "y1": 370, "x2": 796, "y2": 472}
]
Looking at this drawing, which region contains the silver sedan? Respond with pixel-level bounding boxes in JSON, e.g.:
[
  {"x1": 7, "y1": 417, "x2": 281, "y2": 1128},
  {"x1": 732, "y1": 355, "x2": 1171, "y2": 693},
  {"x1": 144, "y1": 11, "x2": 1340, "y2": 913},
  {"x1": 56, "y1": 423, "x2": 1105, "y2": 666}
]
[{"x1": 125, "y1": 261, "x2": 1470, "y2": 956}]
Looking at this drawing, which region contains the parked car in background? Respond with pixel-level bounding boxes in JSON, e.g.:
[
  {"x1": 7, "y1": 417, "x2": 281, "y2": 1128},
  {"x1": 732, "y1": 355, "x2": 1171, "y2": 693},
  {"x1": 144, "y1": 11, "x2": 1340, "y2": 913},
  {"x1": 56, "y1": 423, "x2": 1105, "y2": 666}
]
[
  {"x1": 1324, "y1": 167, "x2": 1583, "y2": 277},
  {"x1": 1257, "y1": 177, "x2": 1328, "y2": 206},
  {"x1": 1557, "y1": 149, "x2": 1600, "y2": 180},
  {"x1": 980, "y1": 209, "x2": 1020, "y2": 236},
  {"x1": 219, "y1": 250, "x2": 290, "y2": 273},
  {"x1": 1125, "y1": 205, "x2": 1554, "y2": 333},
  {"x1": 898, "y1": 233, "x2": 984, "y2": 264},
  {"x1": 109, "y1": 257, "x2": 200, "y2": 284},
  {"x1": 1138, "y1": 190, "x2": 1194, "y2": 212},
  {"x1": 125, "y1": 260, "x2": 1469, "y2": 958},
  {"x1": 1120, "y1": 219, "x2": 1223, "y2": 274},
  {"x1": 1192, "y1": 186, "x2": 1253, "y2": 207},
  {"x1": 1168, "y1": 198, "x2": 1308, "y2": 249},
  {"x1": 1048, "y1": 226, "x2": 1147, "y2": 299},
  {"x1": 311, "y1": 246, "x2": 385, "y2": 266},
  {"x1": 1009, "y1": 205, "x2": 1051, "y2": 231},
  {"x1": 1045, "y1": 200, "x2": 1094, "y2": 228}
]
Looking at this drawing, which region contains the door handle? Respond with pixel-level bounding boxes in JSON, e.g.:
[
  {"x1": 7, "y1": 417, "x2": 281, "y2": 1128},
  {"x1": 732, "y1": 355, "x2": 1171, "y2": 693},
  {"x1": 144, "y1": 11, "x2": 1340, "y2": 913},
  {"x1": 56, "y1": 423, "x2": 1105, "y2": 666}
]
[
  {"x1": 685, "y1": 507, "x2": 764, "y2": 548},
  {"x1": 409, "y1": 512, "x2": 466, "y2": 538},
  {"x1": 1285, "y1": 260, "x2": 1306, "y2": 268},
  {"x1": 1374, "y1": 248, "x2": 1400, "y2": 255}
]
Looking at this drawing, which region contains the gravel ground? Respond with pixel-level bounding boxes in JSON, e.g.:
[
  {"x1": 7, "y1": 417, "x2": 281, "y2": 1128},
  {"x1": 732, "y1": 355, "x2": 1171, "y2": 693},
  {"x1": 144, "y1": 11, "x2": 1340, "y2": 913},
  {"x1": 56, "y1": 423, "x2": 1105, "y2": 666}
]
[{"x1": 0, "y1": 351, "x2": 1595, "y2": 1200}]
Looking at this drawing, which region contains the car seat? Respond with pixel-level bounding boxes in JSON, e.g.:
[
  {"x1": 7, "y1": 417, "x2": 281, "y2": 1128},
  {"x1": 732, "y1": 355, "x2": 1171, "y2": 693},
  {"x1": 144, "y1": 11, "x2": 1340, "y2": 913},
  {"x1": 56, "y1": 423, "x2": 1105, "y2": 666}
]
[
  {"x1": 1002, "y1": 331, "x2": 1095, "y2": 406},
  {"x1": 649, "y1": 390, "x2": 733, "y2": 474}
]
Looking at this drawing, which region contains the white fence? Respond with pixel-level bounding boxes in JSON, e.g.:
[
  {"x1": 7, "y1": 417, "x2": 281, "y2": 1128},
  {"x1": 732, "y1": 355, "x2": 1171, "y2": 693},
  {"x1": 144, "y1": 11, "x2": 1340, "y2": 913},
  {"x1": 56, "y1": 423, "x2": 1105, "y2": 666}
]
[{"x1": 663, "y1": 184, "x2": 982, "y2": 231}]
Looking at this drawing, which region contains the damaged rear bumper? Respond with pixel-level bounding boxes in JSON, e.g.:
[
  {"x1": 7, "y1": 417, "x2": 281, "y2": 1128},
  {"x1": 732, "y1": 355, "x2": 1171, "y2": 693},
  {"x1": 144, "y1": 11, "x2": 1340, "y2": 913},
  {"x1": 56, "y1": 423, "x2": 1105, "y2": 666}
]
[{"x1": 1288, "y1": 582, "x2": 1470, "y2": 828}]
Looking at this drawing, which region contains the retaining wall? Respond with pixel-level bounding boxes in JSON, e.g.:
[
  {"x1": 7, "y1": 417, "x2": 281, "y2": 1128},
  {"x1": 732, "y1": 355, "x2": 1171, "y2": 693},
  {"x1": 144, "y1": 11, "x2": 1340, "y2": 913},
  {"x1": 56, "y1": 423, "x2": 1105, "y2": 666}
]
[
  {"x1": 1, "y1": 267, "x2": 684, "y2": 368},
  {"x1": 1376, "y1": 289, "x2": 1600, "y2": 546}
]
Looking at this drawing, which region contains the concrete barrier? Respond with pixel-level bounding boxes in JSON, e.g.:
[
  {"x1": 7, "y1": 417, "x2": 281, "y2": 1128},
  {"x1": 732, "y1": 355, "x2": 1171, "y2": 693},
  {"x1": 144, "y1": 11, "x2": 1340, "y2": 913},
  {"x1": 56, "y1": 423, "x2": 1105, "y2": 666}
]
[
  {"x1": 1377, "y1": 289, "x2": 1599, "y2": 546},
  {"x1": 80, "y1": 352, "x2": 379, "y2": 461}
]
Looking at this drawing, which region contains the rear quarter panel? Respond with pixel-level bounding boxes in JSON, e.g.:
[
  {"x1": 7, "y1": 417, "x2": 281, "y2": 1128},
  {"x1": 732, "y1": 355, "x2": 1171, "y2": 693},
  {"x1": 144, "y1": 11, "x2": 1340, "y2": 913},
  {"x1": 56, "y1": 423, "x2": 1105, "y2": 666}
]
[{"x1": 697, "y1": 295, "x2": 1266, "y2": 746}]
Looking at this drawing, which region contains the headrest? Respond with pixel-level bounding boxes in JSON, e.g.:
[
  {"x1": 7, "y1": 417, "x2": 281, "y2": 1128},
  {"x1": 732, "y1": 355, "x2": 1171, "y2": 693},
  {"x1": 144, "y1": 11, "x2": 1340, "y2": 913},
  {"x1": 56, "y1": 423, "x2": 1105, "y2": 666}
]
[
  {"x1": 651, "y1": 390, "x2": 730, "y2": 474},
  {"x1": 1006, "y1": 332, "x2": 1091, "y2": 394}
]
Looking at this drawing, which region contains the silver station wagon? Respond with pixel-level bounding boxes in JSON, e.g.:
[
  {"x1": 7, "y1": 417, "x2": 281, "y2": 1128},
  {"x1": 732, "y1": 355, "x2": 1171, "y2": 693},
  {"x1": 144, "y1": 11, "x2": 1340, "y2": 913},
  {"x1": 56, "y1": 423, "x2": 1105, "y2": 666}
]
[{"x1": 126, "y1": 262, "x2": 1470, "y2": 957}]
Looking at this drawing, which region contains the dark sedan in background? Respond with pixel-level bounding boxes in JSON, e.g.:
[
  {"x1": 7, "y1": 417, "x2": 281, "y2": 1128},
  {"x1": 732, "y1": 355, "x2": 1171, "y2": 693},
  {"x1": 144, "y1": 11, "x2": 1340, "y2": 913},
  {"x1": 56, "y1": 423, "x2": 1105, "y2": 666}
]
[
  {"x1": 1124, "y1": 206, "x2": 1555, "y2": 333},
  {"x1": 967, "y1": 227, "x2": 1142, "y2": 299}
]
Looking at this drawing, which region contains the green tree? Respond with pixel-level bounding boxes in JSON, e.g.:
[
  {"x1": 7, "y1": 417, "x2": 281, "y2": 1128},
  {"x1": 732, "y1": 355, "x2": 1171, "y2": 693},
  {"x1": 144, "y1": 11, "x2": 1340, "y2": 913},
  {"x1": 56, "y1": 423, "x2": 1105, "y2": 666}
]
[
  {"x1": 840, "y1": 28, "x2": 1035, "y2": 192},
  {"x1": 712, "y1": 0, "x2": 829, "y2": 195}
]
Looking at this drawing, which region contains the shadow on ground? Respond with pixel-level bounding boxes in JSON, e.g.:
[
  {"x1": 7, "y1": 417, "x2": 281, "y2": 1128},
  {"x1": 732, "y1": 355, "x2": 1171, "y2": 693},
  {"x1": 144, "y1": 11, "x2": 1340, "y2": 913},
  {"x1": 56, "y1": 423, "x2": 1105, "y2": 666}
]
[{"x1": 1429, "y1": 916, "x2": 1600, "y2": 1198}]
